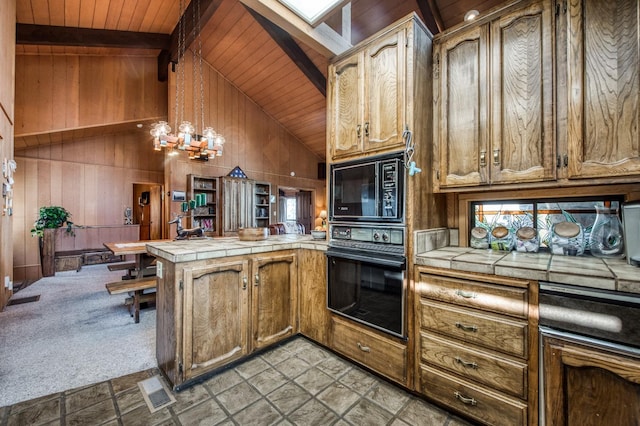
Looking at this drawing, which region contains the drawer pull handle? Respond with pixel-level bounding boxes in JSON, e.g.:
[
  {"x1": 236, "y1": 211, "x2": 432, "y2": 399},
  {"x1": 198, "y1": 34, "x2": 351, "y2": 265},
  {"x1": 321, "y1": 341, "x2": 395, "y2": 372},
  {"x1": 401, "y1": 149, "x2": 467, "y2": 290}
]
[
  {"x1": 454, "y1": 391, "x2": 477, "y2": 406},
  {"x1": 455, "y1": 290, "x2": 477, "y2": 299},
  {"x1": 357, "y1": 342, "x2": 371, "y2": 353},
  {"x1": 455, "y1": 356, "x2": 478, "y2": 369},
  {"x1": 455, "y1": 322, "x2": 478, "y2": 332}
]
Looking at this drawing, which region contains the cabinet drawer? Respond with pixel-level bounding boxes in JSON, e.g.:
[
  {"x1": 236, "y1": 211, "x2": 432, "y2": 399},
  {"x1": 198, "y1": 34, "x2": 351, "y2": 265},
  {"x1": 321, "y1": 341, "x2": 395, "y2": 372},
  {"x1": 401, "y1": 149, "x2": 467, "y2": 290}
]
[
  {"x1": 419, "y1": 299, "x2": 527, "y2": 358},
  {"x1": 420, "y1": 331, "x2": 527, "y2": 399},
  {"x1": 331, "y1": 316, "x2": 406, "y2": 384},
  {"x1": 420, "y1": 364, "x2": 527, "y2": 426},
  {"x1": 418, "y1": 273, "x2": 528, "y2": 319}
]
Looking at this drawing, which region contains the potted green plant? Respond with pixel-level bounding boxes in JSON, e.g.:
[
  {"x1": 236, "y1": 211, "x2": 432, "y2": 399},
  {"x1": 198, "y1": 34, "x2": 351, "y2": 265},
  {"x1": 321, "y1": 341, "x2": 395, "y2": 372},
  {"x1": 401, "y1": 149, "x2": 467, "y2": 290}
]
[
  {"x1": 30, "y1": 206, "x2": 74, "y2": 237},
  {"x1": 31, "y1": 206, "x2": 75, "y2": 277}
]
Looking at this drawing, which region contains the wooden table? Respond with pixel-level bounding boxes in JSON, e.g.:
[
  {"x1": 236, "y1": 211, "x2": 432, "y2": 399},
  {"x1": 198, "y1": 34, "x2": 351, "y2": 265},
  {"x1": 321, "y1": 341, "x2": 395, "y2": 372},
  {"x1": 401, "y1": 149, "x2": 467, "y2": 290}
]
[
  {"x1": 104, "y1": 239, "x2": 171, "y2": 322},
  {"x1": 104, "y1": 240, "x2": 170, "y2": 278}
]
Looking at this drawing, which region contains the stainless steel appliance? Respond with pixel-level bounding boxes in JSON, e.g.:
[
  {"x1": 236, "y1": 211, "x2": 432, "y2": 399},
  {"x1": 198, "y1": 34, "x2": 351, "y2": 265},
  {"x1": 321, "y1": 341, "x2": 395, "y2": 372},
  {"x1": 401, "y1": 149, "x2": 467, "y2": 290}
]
[
  {"x1": 326, "y1": 223, "x2": 406, "y2": 338},
  {"x1": 539, "y1": 282, "x2": 640, "y2": 425},
  {"x1": 622, "y1": 202, "x2": 640, "y2": 266},
  {"x1": 330, "y1": 153, "x2": 404, "y2": 223}
]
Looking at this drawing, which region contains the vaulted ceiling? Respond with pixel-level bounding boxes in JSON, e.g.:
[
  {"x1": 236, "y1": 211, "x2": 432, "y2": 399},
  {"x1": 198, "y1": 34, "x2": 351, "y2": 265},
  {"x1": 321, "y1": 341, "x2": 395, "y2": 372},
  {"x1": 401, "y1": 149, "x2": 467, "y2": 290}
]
[{"x1": 15, "y1": 0, "x2": 505, "y2": 160}]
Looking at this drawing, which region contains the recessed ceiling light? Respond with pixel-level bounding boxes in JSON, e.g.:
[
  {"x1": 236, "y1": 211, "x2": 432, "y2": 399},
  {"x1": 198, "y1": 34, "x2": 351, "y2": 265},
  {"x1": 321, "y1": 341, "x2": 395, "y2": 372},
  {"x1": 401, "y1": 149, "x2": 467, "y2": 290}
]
[{"x1": 464, "y1": 10, "x2": 480, "y2": 22}]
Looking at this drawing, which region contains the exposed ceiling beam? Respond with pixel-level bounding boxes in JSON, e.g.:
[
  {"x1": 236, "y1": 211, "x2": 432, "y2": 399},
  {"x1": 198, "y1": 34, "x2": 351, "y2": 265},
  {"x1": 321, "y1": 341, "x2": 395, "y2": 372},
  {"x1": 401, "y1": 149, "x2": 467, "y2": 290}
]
[
  {"x1": 239, "y1": 0, "x2": 351, "y2": 58},
  {"x1": 415, "y1": 0, "x2": 444, "y2": 34},
  {"x1": 16, "y1": 23, "x2": 170, "y2": 49},
  {"x1": 158, "y1": 0, "x2": 224, "y2": 82},
  {"x1": 244, "y1": 6, "x2": 326, "y2": 97}
]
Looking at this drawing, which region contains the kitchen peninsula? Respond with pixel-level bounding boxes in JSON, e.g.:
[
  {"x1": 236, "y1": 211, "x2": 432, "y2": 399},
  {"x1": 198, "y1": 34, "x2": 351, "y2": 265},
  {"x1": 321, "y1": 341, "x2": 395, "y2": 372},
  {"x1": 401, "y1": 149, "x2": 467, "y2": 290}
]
[{"x1": 146, "y1": 235, "x2": 328, "y2": 390}]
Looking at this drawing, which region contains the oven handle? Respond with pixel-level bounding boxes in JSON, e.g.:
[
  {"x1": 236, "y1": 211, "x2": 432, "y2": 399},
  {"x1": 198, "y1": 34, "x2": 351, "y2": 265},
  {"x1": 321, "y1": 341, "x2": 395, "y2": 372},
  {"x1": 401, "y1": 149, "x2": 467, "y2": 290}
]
[{"x1": 326, "y1": 250, "x2": 406, "y2": 269}]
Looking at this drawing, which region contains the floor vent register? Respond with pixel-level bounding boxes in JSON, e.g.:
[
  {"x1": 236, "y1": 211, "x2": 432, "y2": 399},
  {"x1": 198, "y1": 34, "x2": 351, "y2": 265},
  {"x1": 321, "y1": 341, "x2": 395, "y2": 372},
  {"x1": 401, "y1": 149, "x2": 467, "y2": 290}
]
[{"x1": 138, "y1": 375, "x2": 176, "y2": 413}]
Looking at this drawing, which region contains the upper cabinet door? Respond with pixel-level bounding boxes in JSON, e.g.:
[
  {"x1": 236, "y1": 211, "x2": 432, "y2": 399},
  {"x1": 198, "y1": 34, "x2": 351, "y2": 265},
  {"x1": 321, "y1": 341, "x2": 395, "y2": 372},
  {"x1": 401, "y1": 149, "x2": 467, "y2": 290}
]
[
  {"x1": 436, "y1": 25, "x2": 490, "y2": 188},
  {"x1": 363, "y1": 29, "x2": 406, "y2": 153},
  {"x1": 567, "y1": 0, "x2": 640, "y2": 179},
  {"x1": 329, "y1": 54, "x2": 364, "y2": 159},
  {"x1": 490, "y1": 0, "x2": 556, "y2": 184}
]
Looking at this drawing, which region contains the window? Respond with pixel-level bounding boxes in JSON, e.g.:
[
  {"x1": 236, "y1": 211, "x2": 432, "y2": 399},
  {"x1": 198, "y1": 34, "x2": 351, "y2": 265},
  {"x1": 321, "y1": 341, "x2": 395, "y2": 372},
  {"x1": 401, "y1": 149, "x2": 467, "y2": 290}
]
[
  {"x1": 278, "y1": 0, "x2": 347, "y2": 26},
  {"x1": 471, "y1": 197, "x2": 623, "y2": 252},
  {"x1": 285, "y1": 198, "x2": 297, "y2": 221}
]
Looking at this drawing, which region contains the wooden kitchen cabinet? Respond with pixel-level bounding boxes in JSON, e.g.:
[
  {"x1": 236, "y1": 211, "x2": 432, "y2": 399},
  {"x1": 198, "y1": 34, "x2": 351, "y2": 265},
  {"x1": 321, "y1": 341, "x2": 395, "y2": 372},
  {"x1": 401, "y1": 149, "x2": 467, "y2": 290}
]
[
  {"x1": 415, "y1": 267, "x2": 538, "y2": 426},
  {"x1": 298, "y1": 249, "x2": 330, "y2": 347},
  {"x1": 542, "y1": 332, "x2": 640, "y2": 426},
  {"x1": 221, "y1": 176, "x2": 255, "y2": 236},
  {"x1": 565, "y1": 0, "x2": 640, "y2": 180},
  {"x1": 251, "y1": 251, "x2": 297, "y2": 349},
  {"x1": 328, "y1": 15, "x2": 423, "y2": 160},
  {"x1": 434, "y1": 0, "x2": 555, "y2": 189},
  {"x1": 187, "y1": 174, "x2": 219, "y2": 236},
  {"x1": 157, "y1": 249, "x2": 300, "y2": 388},
  {"x1": 168, "y1": 258, "x2": 250, "y2": 386}
]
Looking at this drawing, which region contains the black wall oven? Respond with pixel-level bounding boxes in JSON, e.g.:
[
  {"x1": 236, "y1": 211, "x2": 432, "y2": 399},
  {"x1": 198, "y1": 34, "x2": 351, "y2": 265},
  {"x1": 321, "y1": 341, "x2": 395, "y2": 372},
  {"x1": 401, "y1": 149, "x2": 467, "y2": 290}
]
[{"x1": 326, "y1": 224, "x2": 406, "y2": 338}]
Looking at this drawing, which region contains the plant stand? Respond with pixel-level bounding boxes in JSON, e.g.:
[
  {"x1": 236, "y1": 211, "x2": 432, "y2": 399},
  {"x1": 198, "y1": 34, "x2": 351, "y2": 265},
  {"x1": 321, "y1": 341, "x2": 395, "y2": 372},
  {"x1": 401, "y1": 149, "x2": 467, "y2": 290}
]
[{"x1": 39, "y1": 228, "x2": 56, "y2": 277}]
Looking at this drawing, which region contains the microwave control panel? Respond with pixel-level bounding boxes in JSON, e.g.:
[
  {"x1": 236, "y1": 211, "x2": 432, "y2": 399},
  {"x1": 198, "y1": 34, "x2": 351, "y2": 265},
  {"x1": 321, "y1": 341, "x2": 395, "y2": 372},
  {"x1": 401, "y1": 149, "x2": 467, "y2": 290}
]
[{"x1": 381, "y1": 160, "x2": 400, "y2": 218}]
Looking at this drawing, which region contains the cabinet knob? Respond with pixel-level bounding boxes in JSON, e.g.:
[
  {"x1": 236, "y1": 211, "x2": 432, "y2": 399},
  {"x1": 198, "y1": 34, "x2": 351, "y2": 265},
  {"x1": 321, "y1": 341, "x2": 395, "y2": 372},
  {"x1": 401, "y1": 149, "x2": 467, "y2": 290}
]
[
  {"x1": 356, "y1": 342, "x2": 371, "y2": 353},
  {"x1": 364, "y1": 122, "x2": 369, "y2": 137},
  {"x1": 254, "y1": 274, "x2": 260, "y2": 286},
  {"x1": 480, "y1": 150, "x2": 486, "y2": 167},
  {"x1": 455, "y1": 289, "x2": 477, "y2": 299},
  {"x1": 242, "y1": 276, "x2": 247, "y2": 290},
  {"x1": 455, "y1": 322, "x2": 478, "y2": 332},
  {"x1": 493, "y1": 149, "x2": 500, "y2": 166},
  {"x1": 454, "y1": 391, "x2": 477, "y2": 406},
  {"x1": 356, "y1": 124, "x2": 362, "y2": 139},
  {"x1": 455, "y1": 356, "x2": 478, "y2": 369}
]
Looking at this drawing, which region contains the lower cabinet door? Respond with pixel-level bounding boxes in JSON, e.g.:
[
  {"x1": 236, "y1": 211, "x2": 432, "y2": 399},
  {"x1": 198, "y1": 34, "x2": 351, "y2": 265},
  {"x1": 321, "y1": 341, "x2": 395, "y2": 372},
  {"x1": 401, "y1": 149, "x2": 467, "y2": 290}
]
[
  {"x1": 543, "y1": 333, "x2": 640, "y2": 426},
  {"x1": 182, "y1": 260, "x2": 250, "y2": 380},
  {"x1": 420, "y1": 364, "x2": 528, "y2": 426},
  {"x1": 252, "y1": 252, "x2": 297, "y2": 349}
]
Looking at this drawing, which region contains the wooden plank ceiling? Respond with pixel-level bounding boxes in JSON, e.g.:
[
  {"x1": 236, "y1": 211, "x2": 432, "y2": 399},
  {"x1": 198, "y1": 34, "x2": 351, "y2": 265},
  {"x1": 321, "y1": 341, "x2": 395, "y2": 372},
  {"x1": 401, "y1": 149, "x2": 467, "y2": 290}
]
[{"x1": 15, "y1": 0, "x2": 505, "y2": 160}]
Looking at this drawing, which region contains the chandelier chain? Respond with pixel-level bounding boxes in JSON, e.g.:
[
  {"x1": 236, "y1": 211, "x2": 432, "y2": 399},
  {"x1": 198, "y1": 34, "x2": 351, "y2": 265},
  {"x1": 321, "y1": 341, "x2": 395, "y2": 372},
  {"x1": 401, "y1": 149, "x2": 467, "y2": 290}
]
[
  {"x1": 149, "y1": 0, "x2": 225, "y2": 159},
  {"x1": 198, "y1": 0, "x2": 205, "y2": 135}
]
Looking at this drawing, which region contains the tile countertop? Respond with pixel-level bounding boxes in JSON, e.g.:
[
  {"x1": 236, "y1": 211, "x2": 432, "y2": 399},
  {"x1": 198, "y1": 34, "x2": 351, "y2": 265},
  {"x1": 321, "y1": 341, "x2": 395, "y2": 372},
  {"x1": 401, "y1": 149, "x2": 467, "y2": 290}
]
[
  {"x1": 415, "y1": 244, "x2": 640, "y2": 295},
  {"x1": 146, "y1": 234, "x2": 327, "y2": 264}
]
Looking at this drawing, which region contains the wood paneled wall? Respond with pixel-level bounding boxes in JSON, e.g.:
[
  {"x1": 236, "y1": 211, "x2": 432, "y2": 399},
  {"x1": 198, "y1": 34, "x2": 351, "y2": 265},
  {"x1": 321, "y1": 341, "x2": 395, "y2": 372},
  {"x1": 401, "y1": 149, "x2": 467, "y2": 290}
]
[
  {"x1": 13, "y1": 132, "x2": 165, "y2": 281},
  {"x1": 164, "y1": 54, "x2": 326, "y2": 228},
  {"x1": 12, "y1": 50, "x2": 326, "y2": 280},
  {"x1": 0, "y1": 0, "x2": 16, "y2": 310},
  {"x1": 14, "y1": 54, "x2": 165, "y2": 136}
]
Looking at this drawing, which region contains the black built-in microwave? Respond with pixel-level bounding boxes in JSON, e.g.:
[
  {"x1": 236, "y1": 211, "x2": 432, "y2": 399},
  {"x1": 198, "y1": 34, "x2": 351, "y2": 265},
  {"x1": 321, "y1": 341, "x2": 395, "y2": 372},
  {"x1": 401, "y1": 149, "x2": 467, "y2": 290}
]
[{"x1": 330, "y1": 153, "x2": 404, "y2": 223}]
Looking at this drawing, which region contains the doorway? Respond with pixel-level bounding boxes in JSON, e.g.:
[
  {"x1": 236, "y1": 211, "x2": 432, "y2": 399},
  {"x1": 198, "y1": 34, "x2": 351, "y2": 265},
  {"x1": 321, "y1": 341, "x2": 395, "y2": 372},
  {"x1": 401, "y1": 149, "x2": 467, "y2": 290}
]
[
  {"x1": 277, "y1": 187, "x2": 314, "y2": 234},
  {"x1": 133, "y1": 184, "x2": 163, "y2": 240}
]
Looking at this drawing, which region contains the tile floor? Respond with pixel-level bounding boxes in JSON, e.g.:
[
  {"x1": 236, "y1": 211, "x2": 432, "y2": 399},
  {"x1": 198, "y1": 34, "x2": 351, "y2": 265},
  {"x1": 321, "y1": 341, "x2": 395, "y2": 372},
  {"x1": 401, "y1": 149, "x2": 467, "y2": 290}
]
[{"x1": 0, "y1": 337, "x2": 474, "y2": 426}]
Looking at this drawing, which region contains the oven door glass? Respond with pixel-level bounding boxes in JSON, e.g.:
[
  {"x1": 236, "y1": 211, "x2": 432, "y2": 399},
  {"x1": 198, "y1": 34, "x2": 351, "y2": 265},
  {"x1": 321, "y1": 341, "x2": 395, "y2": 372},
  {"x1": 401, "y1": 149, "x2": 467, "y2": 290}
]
[{"x1": 327, "y1": 250, "x2": 405, "y2": 338}]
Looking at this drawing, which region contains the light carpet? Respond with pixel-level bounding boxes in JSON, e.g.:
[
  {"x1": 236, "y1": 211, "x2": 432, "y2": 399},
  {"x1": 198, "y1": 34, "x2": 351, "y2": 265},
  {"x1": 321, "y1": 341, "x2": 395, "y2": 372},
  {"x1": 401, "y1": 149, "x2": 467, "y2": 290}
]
[{"x1": 0, "y1": 264, "x2": 156, "y2": 407}]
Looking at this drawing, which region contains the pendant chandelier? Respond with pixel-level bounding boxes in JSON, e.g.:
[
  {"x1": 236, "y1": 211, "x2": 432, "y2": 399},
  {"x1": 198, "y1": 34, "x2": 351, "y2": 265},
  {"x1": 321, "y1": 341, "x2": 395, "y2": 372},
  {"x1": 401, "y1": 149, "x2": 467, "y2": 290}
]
[{"x1": 150, "y1": 0, "x2": 225, "y2": 160}]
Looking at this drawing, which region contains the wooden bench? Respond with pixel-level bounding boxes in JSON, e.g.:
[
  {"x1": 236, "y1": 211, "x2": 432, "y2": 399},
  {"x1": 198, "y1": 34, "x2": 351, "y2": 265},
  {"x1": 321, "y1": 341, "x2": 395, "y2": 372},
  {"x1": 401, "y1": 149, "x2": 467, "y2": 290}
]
[
  {"x1": 107, "y1": 261, "x2": 156, "y2": 280},
  {"x1": 106, "y1": 278, "x2": 156, "y2": 323},
  {"x1": 107, "y1": 261, "x2": 137, "y2": 272}
]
